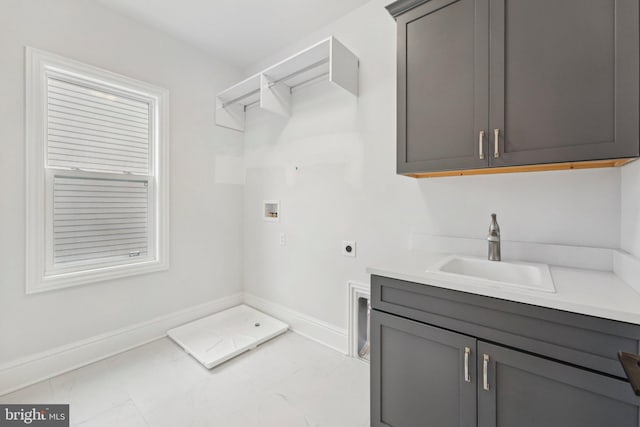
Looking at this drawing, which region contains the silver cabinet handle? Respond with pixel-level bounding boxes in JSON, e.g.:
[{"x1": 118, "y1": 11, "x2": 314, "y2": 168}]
[
  {"x1": 464, "y1": 347, "x2": 471, "y2": 382},
  {"x1": 479, "y1": 131, "x2": 485, "y2": 160},
  {"x1": 483, "y1": 354, "x2": 490, "y2": 391},
  {"x1": 493, "y1": 129, "x2": 500, "y2": 158}
]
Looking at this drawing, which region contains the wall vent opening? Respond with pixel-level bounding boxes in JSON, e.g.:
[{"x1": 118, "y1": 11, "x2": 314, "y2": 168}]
[{"x1": 348, "y1": 281, "x2": 370, "y2": 362}]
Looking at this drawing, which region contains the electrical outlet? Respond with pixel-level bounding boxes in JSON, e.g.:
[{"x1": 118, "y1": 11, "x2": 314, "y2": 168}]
[
  {"x1": 342, "y1": 240, "x2": 356, "y2": 257},
  {"x1": 279, "y1": 233, "x2": 286, "y2": 246}
]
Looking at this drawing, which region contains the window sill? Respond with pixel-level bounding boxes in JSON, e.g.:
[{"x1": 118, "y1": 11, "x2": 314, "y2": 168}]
[{"x1": 26, "y1": 259, "x2": 169, "y2": 294}]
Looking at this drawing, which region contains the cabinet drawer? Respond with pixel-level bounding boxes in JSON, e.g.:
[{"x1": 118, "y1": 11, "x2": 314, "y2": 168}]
[{"x1": 372, "y1": 275, "x2": 640, "y2": 378}]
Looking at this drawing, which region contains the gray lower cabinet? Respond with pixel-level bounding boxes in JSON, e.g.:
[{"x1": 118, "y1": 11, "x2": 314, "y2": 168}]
[
  {"x1": 371, "y1": 275, "x2": 640, "y2": 426},
  {"x1": 478, "y1": 341, "x2": 639, "y2": 427},
  {"x1": 388, "y1": 0, "x2": 640, "y2": 175},
  {"x1": 371, "y1": 310, "x2": 477, "y2": 427}
]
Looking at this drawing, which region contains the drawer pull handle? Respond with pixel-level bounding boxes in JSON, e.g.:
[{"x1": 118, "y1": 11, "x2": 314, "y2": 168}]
[
  {"x1": 483, "y1": 353, "x2": 490, "y2": 391},
  {"x1": 479, "y1": 131, "x2": 485, "y2": 160},
  {"x1": 464, "y1": 346, "x2": 471, "y2": 382}
]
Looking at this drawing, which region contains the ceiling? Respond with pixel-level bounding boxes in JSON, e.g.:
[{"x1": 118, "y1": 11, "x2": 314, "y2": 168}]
[{"x1": 94, "y1": 0, "x2": 371, "y2": 69}]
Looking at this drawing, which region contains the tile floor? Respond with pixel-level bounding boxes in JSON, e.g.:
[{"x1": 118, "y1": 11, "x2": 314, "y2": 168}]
[{"x1": 0, "y1": 332, "x2": 370, "y2": 426}]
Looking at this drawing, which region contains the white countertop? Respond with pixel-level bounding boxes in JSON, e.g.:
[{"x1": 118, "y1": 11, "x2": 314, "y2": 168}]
[{"x1": 367, "y1": 251, "x2": 640, "y2": 325}]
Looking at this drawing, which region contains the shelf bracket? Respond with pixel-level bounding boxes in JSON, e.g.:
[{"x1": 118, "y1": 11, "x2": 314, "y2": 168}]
[
  {"x1": 329, "y1": 37, "x2": 359, "y2": 96},
  {"x1": 260, "y1": 74, "x2": 291, "y2": 118},
  {"x1": 215, "y1": 97, "x2": 245, "y2": 131}
]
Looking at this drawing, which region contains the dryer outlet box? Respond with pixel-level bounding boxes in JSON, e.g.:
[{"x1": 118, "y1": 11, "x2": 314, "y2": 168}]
[{"x1": 342, "y1": 240, "x2": 356, "y2": 257}]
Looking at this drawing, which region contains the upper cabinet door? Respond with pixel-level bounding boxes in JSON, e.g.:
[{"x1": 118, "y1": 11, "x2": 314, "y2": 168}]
[
  {"x1": 489, "y1": 0, "x2": 640, "y2": 167},
  {"x1": 397, "y1": 0, "x2": 489, "y2": 174}
]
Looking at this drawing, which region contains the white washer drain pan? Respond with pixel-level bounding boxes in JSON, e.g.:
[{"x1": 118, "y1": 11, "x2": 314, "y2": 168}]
[{"x1": 168, "y1": 304, "x2": 288, "y2": 369}]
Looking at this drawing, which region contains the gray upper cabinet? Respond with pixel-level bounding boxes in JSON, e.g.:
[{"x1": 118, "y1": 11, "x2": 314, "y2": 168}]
[
  {"x1": 396, "y1": 0, "x2": 489, "y2": 174},
  {"x1": 388, "y1": 0, "x2": 640, "y2": 175},
  {"x1": 490, "y1": 0, "x2": 639, "y2": 167}
]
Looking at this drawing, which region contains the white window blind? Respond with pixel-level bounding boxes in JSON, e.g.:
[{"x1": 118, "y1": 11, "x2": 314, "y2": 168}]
[
  {"x1": 26, "y1": 47, "x2": 169, "y2": 293},
  {"x1": 45, "y1": 76, "x2": 154, "y2": 271},
  {"x1": 47, "y1": 77, "x2": 151, "y2": 175},
  {"x1": 52, "y1": 175, "x2": 149, "y2": 266}
]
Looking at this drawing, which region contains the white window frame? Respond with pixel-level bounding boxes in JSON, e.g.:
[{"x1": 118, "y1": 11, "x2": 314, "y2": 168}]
[{"x1": 25, "y1": 47, "x2": 170, "y2": 293}]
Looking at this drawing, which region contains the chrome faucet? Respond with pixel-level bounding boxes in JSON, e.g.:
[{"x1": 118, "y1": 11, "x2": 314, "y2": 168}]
[{"x1": 487, "y1": 213, "x2": 501, "y2": 261}]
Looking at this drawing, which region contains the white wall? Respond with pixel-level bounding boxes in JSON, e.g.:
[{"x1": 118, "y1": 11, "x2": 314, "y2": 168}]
[
  {"x1": 0, "y1": 0, "x2": 244, "y2": 364},
  {"x1": 242, "y1": 0, "x2": 622, "y2": 330},
  {"x1": 621, "y1": 160, "x2": 640, "y2": 258}
]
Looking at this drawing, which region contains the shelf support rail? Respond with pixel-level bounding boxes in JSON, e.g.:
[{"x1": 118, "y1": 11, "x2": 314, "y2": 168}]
[
  {"x1": 220, "y1": 88, "x2": 261, "y2": 109},
  {"x1": 265, "y1": 57, "x2": 330, "y2": 88},
  {"x1": 290, "y1": 72, "x2": 330, "y2": 92},
  {"x1": 222, "y1": 57, "x2": 329, "y2": 110},
  {"x1": 245, "y1": 70, "x2": 330, "y2": 110}
]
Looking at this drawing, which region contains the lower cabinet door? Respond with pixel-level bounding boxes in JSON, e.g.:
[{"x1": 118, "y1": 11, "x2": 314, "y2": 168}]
[
  {"x1": 478, "y1": 341, "x2": 640, "y2": 427},
  {"x1": 371, "y1": 310, "x2": 477, "y2": 427}
]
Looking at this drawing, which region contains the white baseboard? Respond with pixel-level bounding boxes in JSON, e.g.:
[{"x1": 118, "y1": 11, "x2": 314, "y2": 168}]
[
  {"x1": 0, "y1": 293, "x2": 243, "y2": 396},
  {"x1": 243, "y1": 293, "x2": 348, "y2": 354}
]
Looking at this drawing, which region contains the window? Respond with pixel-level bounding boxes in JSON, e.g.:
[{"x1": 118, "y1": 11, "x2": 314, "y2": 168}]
[{"x1": 26, "y1": 48, "x2": 169, "y2": 293}]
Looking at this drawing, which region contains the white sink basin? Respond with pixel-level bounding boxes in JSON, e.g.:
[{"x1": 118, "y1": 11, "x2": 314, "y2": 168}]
[{"x1": 427, "y1": 255, "x2": 555, "y2": 293}]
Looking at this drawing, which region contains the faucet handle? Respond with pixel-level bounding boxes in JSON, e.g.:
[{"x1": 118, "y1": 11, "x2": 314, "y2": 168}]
[
  {"x1": 488, "y1": 213, "x2": 500, "y2": 239},
  {"x1": 488, "y1": 214, "x2": 500, "y2": 232}
]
